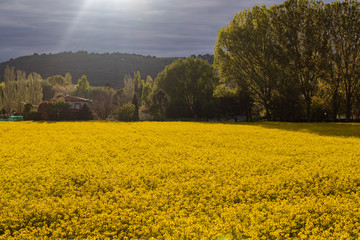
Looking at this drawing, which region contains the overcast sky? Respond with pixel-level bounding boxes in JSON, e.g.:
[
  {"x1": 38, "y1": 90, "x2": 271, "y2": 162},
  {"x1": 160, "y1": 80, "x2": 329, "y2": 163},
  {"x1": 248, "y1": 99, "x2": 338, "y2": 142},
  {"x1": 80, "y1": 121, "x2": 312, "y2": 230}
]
[{"x1": 0, "y1": 0, "x2": 334, "y2": 62}]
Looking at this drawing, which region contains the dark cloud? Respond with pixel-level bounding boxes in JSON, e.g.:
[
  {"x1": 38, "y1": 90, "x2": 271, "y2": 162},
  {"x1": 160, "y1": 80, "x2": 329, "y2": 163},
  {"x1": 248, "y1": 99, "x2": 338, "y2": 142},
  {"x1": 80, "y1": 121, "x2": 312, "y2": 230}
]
[{"x1": 0, "y1": 0, "x2": 333, "y2": 62}]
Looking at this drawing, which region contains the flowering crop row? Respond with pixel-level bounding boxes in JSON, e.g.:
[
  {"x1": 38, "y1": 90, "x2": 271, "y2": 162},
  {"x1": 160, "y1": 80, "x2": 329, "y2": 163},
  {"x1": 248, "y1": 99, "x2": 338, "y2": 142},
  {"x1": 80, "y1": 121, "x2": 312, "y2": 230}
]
[{"x1": 1, "y1": 122, "x2": 360, "y2": 239}]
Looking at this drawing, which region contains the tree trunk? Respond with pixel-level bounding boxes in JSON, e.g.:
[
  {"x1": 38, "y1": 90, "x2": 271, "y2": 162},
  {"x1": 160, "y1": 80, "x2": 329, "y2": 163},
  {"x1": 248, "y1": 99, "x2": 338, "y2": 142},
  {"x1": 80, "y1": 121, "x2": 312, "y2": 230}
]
[
  {"x1": 332, "y1": 91, "x2": 338, "y2": 122},
  {"x1": 265, "y1": 106, "x2": 271, "y2": 121},
  {"x1": 305, "y1": 98, "x2": 311, "y2": 122},
  {"x1": 346, "y1": 93, "x2": 352, "y2": 122}
]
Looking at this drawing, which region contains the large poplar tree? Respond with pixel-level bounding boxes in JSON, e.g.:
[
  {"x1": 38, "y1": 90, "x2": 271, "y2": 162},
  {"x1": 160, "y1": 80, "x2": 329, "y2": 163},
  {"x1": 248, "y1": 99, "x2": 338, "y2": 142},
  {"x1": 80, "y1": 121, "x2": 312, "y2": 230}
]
[
  {"x1": 215, "y1": 5, "x2": 285, "y2": 120},
  {"x1": 328, "y1": 0, "x2": 360, "y2": 121}
]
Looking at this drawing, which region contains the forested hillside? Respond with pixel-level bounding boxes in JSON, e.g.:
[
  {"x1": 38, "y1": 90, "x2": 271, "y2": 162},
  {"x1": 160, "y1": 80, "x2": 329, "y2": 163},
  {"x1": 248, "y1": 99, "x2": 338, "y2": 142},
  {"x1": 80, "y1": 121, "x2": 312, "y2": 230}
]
[
  {"x1": 0, "y1": 52, "x2": 213, "y2": 88},
  {"x1": 0, "y1": 52, "x2": 174, "y2": 88}
]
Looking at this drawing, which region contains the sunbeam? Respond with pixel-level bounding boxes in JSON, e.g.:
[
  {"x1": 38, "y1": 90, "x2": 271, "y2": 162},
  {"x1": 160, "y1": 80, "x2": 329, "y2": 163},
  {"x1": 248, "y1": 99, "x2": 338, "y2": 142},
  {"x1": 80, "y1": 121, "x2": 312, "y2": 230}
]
[{"x1": 56, "y1": 0, "x2": 149, "y2": 52}]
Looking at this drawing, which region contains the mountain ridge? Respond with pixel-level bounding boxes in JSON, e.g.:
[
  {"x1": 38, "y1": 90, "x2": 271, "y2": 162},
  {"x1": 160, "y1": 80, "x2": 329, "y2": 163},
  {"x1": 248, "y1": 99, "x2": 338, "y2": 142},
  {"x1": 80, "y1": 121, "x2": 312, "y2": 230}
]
[{"x1": 0, "y1": 51, "x2": 214, "y2": 88}]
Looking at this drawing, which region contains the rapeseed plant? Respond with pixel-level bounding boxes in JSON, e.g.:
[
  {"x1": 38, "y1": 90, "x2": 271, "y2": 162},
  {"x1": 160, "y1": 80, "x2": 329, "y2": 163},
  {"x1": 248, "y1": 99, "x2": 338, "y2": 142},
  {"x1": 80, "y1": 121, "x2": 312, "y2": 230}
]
[{"x1": 0, "y1": 122, "x2": 360, "y2": 239}]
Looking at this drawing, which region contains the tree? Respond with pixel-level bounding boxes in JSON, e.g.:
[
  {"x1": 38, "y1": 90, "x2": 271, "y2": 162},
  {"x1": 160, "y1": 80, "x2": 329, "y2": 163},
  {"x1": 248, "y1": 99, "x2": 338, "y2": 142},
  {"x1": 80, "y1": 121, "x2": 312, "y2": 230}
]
[
  {"x1": 213, "y1": 83, "x2": 252, "y2": 121},
  {"x1": 64, "y1": 72, "x2": 72, "y2": 85},
  {"x1": 42, "y1": 79, "x2": 56, "y2": 101},
  {"x1": 216, "y1": 5, "x2": 284, "y2": 120},
  {"x1": 0, "y1": 82, "x2": 4, "y2": 110},
  {"x1": 215, "y1": 0, "x2": 360, "y2": 121},
  {"x1": 14, "y1": 70, "x2": 27, "y2": 112},
  {"x1": 327, "y1": 0, "x2": 360, "y2": 121},
  {"x1": 272, "y1": 0, "x2": 327, "y2": 121},
  {"x1": 52, "y1": 84, "x2": 76, "y2": 97},
  {"x1": 155, "y1": 57, "x2": 219, "y2": 119},
  {"x1": 114, "y1": 74, "x2": 135, "y2": 107},
  {"x1": 315, "y1": 3, "x2": 343, "y2": 121},
  {"x1": 116, "y1": 103, "x2": 136, "y2": 121},
  {"x1": 149, "y1": 89, "x2": 170, "y2": 120},
  {"x1": 139, "y1": 75, "x2": 154, "y2": 120},
  {"x1": 75, "y1": 75, "x2": 90, "y2": 97},
  {"x1": 27, "y1": 73, "x2": 43, "y2": 106},
  {"x1": 3, "y1": 66, "x2": 16, "y2": 113},
  {"x1": 47, "y1": 75, "x2": 68, "y2": 86},
  {"x1": 88, "y1": 86, "x2": 115, "y2": 120},
  {"x1": 133, "y1": 71, "x2": 142, "y2": 101},
  {"x1": 142, "y1": 75, "x2": 154, "y2": 107}
]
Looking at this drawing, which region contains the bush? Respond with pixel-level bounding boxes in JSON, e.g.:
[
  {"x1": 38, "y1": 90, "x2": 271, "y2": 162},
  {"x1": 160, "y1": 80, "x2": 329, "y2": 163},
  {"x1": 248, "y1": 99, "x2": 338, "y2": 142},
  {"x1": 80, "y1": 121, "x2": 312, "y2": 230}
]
[
  {"x1": 38, "y1": 99, "x2": 71, "y2": 121},
  {"x1": 24, "y1": 111, "x2": 42, "y2": 121}
]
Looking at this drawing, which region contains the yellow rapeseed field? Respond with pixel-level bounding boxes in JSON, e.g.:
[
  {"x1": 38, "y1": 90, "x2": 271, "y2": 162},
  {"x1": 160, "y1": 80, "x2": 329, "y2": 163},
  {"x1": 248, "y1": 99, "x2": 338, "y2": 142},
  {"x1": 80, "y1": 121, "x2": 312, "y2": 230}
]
[{"x1": 1, "y1": 122, "x2": 360, "y2": 239}]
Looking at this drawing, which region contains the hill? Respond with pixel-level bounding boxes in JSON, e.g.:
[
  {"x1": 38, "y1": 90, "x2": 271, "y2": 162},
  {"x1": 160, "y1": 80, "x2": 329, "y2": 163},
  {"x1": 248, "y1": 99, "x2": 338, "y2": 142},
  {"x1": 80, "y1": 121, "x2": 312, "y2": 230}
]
[{"x1": 0, "y1": 52, "x2": 214, "y2": 88}]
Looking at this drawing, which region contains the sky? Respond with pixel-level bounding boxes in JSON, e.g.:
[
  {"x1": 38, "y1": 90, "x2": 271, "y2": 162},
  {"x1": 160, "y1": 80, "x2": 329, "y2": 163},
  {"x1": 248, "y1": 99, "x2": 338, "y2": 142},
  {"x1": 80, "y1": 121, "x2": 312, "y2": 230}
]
[{"x1": 0, "y1": 0, "x2": 334, "y2": 62}]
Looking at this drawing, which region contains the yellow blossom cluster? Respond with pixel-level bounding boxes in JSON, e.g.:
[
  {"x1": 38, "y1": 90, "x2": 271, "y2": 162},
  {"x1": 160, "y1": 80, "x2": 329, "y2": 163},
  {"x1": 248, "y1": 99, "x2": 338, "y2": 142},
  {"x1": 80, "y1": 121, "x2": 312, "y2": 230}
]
[{"x1": 1, "y1": 122, "x2": 360, "y2": 239}]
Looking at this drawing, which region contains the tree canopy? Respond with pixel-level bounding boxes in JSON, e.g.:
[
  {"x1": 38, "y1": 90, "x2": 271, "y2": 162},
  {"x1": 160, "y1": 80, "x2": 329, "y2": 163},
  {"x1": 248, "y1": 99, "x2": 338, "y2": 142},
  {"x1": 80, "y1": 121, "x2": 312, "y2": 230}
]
[
  {"x1": 215, "y1": 0, "x2": 360, "y2": 121},
  {"x1": 155, "y1": 57, "x2": 219, "y2": 119}
]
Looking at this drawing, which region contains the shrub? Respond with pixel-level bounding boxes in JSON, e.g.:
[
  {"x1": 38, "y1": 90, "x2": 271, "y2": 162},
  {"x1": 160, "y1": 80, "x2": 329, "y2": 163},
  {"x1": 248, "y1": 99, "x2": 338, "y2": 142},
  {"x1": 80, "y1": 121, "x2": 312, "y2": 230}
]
[
  {"x1": 24, "y1": 111, "x2": 42, "y2": 121},
  {"x1": 38, "y1": 99, "x2": 71, "y2": 121}
]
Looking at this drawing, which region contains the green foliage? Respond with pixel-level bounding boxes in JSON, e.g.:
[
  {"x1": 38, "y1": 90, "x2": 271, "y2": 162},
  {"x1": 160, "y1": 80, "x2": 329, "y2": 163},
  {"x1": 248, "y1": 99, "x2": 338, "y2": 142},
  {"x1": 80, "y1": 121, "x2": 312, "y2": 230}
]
[
  {"x1": 2, "y1": 67, "x2": 43, "y2": 113},
  {"x1": 273, "y1": 0, "x2": 327, "y2": 121},
  {"x1": 64, "y1": 72, "x2": 72, "y2": 85},
  {"x1": 116, "y1": 103, "x2": 136, "y2": 121},
  {"x1": 38, "y1": 99, "x2": 71, "y2": 121},
  {"x1": 155, "y1": 57, "x2": 219, "y2": 119},
  {"x1": 47, "y1": 75, "x2": 68, "y2": 86},
  {"x1": 325, "y1": 0, "x2": 360, "y2": 121},
  {"x1": 3, "y1": 66, "x2": 17, "y2": 113},
  {"x1": 26, "y1": 73, "x2": 43, "y2": 105},
  {"x1": 74, "y1": 75, "x2": 90, "y2": 98},
  {"x1": 23, "y1": 111, "x2": 42, "y2": 121},
  {"x1": 141, "y1": 76, "x2": 153, "y2": 107},
  {"x1": 149, "y1": 89, "x2": 170, "y2": 120},
  {"x1": 215, "y1": 0, "x2": 360, "y2": 122},
  {"x1": 213, "y1": 84, "x2": 251, "y2": 120},
  {"x1": 77, "y1": 75, "x2": 90, "y2": 90},
  {"x1": 41, "y1": 79, "x2": 55, "y2": 101}
]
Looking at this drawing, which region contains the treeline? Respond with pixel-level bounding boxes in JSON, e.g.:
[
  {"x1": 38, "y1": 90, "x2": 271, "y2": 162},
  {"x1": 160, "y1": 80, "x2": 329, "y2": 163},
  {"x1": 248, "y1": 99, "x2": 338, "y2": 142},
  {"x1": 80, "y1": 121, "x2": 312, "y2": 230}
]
[
  {"x1": 0, "y1": 57, "x2": 222, "y2": 121},
  {"x1": 215, "y1": 0, "x2": 360, "y2": 121}
]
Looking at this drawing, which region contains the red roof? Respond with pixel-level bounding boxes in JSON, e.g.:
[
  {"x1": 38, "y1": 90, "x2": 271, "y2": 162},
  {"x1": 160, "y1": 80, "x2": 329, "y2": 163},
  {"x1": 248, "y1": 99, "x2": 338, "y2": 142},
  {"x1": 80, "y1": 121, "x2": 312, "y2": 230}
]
[{"x1": 54, "y1": 95, "x2": 91, "y2": 102}]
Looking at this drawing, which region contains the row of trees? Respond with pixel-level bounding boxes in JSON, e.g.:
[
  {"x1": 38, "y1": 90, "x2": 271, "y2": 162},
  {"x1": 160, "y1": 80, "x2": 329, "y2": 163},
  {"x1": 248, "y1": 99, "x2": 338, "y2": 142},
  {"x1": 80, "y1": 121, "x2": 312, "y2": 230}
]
[
  {"x1": 215, "y1": 0, "x2": 360, "y2": 121},
  {"x1": 0, "y1": 57, "x2": 220, "y2": 121},
  {"x1": 76, "y1": 59, "x2": 218, "y2": 121},
  {"x1": 0, "y1": 67, "x2": 110, "y2": 120},
  {"x1": 0, "y1": 67, "x2": 43, "y2": 114}
]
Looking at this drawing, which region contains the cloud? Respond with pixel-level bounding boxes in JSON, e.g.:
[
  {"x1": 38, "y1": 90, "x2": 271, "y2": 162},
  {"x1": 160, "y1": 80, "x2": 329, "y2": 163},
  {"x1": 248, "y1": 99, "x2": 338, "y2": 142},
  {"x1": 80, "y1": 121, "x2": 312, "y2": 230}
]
[{"x1": 0, "y1": 0, "x2": 334, "y2": 62}]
